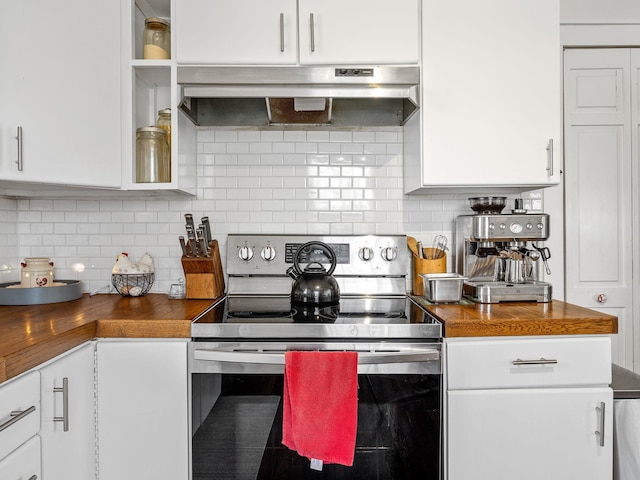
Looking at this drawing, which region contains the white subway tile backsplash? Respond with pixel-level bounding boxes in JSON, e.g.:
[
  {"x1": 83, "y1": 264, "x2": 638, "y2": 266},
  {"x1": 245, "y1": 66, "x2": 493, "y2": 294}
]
[{"x1": 1, "y1": 126, "x2": 535, "y2": 295}]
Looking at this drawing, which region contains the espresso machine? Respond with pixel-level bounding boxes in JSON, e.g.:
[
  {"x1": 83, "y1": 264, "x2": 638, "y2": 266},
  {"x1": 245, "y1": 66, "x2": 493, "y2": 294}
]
[{"x1": 455, "y1": 198, "x2": 552, "y2": 303}]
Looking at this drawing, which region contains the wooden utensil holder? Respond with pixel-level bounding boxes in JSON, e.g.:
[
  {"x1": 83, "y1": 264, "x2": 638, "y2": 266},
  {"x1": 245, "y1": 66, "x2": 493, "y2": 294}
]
[
  {"x1": 181, "y1": 240, "x2": 225, "y2": 299},
  {"x1": 412, "y1": 248, "x2": 447, "y2": 296}
]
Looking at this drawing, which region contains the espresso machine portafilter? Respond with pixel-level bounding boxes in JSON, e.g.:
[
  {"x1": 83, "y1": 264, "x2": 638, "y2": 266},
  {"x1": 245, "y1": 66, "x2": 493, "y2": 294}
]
[{"x1": 455, "y1": 212, "x2": 552, "y2": 303}]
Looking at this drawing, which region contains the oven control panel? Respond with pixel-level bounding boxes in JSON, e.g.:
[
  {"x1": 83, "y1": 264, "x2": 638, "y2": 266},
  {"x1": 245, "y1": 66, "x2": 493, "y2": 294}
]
[{"x1": 226, "y1": 234, "x2": 408, "y2": 277}]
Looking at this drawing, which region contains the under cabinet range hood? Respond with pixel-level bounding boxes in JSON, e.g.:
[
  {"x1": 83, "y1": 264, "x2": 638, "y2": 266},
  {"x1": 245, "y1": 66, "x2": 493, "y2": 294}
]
[{"x1": 177, "y1": 66, "x2": 419, "y2": 127}]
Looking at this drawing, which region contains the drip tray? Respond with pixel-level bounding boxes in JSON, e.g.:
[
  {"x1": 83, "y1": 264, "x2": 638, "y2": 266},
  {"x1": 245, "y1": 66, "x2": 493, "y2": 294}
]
[{"x1": 463, "y1": 281, "x2": 552, "y2": 304}]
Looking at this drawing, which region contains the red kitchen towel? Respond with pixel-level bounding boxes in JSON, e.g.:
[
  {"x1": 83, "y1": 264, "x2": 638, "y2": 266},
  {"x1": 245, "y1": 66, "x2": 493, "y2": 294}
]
[{"x1": 282, "y1": 351, "x2": 358, "y2": 467}]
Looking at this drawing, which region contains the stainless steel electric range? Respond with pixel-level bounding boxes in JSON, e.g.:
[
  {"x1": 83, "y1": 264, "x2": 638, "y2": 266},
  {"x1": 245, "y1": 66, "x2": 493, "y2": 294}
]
[{"x1": 189, "y1": 234, "x2": 442, "y2": 480}]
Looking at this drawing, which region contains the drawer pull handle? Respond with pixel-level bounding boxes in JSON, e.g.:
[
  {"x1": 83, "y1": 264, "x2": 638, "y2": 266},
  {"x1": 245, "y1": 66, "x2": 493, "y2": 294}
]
[
  {"x1": 53, "y1": 377, "x2": 69, "y2": 432},
  {"x1": 29, "y1": 476, "x2": 37, "y2": 480},
  {"x1": 512, "y1": 357, "x2": 558, "y2": 365},
  {"x1": 0, "y1": 405, "x2": 36, "y2": 432},
  {"x1": 595, "y1": 402, "x2": 606, "y2": 447},
  {"x1": 16, "y1": 126, "x2": 23, "y2": 171}
]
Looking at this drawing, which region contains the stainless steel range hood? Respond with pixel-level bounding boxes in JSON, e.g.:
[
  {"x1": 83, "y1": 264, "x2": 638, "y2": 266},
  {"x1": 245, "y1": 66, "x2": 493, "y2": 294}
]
[{"x1": 177, "y1": 66, "x2": 419, "y2": 127}]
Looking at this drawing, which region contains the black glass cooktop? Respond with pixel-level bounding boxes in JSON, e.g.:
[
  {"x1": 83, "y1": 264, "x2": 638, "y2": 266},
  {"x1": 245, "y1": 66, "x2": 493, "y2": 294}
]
[{"x1": 191, "y1": 296, "x2": 442, "y2": 340}]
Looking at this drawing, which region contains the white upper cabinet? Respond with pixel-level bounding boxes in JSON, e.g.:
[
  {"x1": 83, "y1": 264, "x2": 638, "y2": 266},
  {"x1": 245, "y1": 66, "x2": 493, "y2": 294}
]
[
  {"x1": 298, "y1": 0, "x2": 419, "y2": 65},
  {"x1": 176, "y1": 0, "x2": 298, "y2": 64},
  {"x1": 0, "y1": 0, "x2": 122, "y2": 188},
  {"x1": 404, "y1": 0, "x2": 561, "y2": 193},
  {"x1": 175, "y1": 0, "x2": 419, "y2": 65}
]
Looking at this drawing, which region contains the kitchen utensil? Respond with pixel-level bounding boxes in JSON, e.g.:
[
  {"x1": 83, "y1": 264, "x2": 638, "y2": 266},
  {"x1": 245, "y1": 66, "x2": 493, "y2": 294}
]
[
  {"x1": 287, "y1": 242, "x2": 340, "y2": 305},
  {"x1": 407, "y1": 236, "x2": 420, "y2": 257},
  {"x1": 179, "y1": 236, "x2": 189, "y2": 256},
  {"x1": 181, "y1": 240, "x2": 225, "y2": 299},
  {"x1": 417, "y1": 241, "x2": 425, "y2": 258},
  {"x1": 432, "y1": 235, "x2": 448, "y2": 259},
  {"x1": 468, "y1": 196, "x2": 506, "y2": 214},
  {"x1": 533, "y1": 243, "x2": 552, "y2": 274},
  {"x1": 202, "y1": 216, "x2": 212, "y2": 244},
  {"x1": 196, "y1": 228, "x2": 208, "y2": 257}
]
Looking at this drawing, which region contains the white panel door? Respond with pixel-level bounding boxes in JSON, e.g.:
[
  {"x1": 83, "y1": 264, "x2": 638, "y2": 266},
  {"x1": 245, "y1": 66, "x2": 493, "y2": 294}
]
[
  {"x1": 447, "y1": 388, "x2": 613, "y2": 480},
  {"x1": 563, "y1": 48, "x2": 633, "y2": 368},
  {"x1": 175, "y1": 0, "x2": 298, "y2": 64},
  {"x1": 40, "y1": 343, "x2": 96, "y2": 480},
  {"x1": 298, "y1": 0, "x2": 419, "y2": 65},
  {"x1": 0, "y1": 0, "x2": 122, "y2": 188},
  {"x1": 97, "y1": 340, "x2": 189, "y2": 480}
]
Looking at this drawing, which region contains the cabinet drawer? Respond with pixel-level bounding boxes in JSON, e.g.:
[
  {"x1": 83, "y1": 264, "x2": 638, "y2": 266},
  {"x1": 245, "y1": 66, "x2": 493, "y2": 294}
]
[
  {"x1": 447, "y1": 336, "x2": 611, "y2": 390},
  {"x1": 0, "y1": 371, "x2": 40, "y2": 460},
  {"x1": 0, "y1": 435, "x2": 41, "y2": 479}
]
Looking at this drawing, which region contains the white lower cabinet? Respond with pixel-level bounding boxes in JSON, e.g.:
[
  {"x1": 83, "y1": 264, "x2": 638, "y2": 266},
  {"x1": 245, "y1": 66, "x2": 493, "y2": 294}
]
[
  {"x1": 39, "y1": 342, "x2": 96, "y2": 480},
  {"x1": 0, "y1": 435, "x2": 41, "y2": 480},
  {"x1": 445, "y1": 336, "x2": 613, "y2": 480},
  {"x1": 96, "y1": 340, "x2": 189, "y2": 480}
]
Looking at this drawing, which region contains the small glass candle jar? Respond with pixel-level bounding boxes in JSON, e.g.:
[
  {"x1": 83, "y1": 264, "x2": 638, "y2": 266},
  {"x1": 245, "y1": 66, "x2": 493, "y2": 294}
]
[
  {"x1": 21, "y1": 257, "x2": 54, "y2": 288},
  {"x1": 143, "y1": 17, "x2": 171, "y2": 59}
]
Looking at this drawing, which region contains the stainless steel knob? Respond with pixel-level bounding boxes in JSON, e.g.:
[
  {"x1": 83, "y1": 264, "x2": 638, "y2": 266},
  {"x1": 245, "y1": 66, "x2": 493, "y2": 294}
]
[
  {"x1": 359, "y1": 247, "x2": 374, "y2": 261},
  {"x1": 261, "y1": 246, "x2": 276, "y2": 261},
  {"x1": 381, "y1": 246, "x2": 397, "y2": 262},
  {"x1": 238, "y1": 246, "x2": 254, "y2": 261}
]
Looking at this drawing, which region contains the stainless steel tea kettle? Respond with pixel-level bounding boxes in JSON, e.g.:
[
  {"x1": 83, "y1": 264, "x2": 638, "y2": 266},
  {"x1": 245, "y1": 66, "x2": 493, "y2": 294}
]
[{"x1": 286, "y1": 241, "x2": 340, "y2": 305}]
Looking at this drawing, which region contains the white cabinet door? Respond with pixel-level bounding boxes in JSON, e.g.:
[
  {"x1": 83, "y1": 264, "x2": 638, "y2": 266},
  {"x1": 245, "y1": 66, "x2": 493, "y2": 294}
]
[
  {"x1": 563, "y1": 48, "x2": 635, "y2": 369},
  {"x1": 0, "y1": 435, "x2": 41, "y2": 480},
  {"x1": 39, "y1": 343, "x2": 95, "y2": 480},
  {"x1": 298, "y1": 0, "x2": 419, "y2": 65},
  {"x1": 0, "y1": 0, "x2": 122, "y2": 188},
  {"x1": 175, "y1": 0, "x2": 298, "y2": 64},
  {"x1": 447, "y1": 387, "x2": 613, "y2": 480},
  {"x1": 405, "y1": 0, "x2": 560, "y2": 192},
  {"x1": 97, "y1": 340, "x2": 188, "y2": 480}
]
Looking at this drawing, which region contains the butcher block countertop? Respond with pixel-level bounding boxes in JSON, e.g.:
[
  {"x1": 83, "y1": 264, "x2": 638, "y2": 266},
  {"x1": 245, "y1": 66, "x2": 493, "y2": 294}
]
[
  {"x1": 0, "y1": 294, "x2": 618, "y2": 384},
  {"x1": 416, "y1": 298, "x2": 618, "y2": 338},
  {"x1": 0, "y1": 294, "x2": 213, "y2": 383}
]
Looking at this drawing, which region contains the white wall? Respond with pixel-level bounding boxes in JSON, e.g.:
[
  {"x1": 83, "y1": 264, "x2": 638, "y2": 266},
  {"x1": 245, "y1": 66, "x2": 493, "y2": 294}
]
[{"x1": 1, "y1": 127, "x2": 542, "y2": 295}]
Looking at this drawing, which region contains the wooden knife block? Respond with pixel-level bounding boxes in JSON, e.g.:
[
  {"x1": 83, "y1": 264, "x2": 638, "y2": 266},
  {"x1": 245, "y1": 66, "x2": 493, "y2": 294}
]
[{"x1": 181, "y1": 240, "x2": 225, "y2": 299}]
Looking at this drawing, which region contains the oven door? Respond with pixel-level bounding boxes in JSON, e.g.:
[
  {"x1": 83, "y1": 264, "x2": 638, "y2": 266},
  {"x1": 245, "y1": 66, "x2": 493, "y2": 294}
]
[{"x1": 189, "y1": 341, "x2": 442, "y2": 480}]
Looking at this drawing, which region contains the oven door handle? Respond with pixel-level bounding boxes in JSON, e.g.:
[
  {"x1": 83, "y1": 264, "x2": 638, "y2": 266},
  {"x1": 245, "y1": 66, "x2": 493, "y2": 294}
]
[{"x1": 193, "y1": 348, "x2": 440, "y2": 365}]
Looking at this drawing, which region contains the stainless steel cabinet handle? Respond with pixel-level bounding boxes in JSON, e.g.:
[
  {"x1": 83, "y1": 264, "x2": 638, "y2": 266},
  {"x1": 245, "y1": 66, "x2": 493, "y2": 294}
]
[
  {"x1": 53, "y1": 377, "x2": 69, "y2": 431},
  {"x1": 29, "y1": 476, "x2": 38, "y2": 480},
  {"x1": 595, "y1": 402, "x2": 606, "y2": 447},
  {"x1": 279, "y1": 13, "x2": 284, "y2": 52},
  {"x1": 546, "y1": 138, "x2": 553, "y2": 176},
  {"x1": 0, "y1": 405, "x2": 36, "y2": 432},
  {"x1": 309, "y1": 13, "x2": 315, "y2": 52},
  {"x1": 16, "y1": 126, "x2": 23, "y2": 171},
  {"x1": 512, "y1": 357, "x2": 558, "y2": 365}
]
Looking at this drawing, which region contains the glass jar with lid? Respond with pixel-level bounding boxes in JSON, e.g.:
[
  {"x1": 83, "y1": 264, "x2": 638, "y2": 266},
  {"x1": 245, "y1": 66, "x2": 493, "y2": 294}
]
[
  {"x1": 136, "y1": 127, "x2": 170, "y2": 183},
  {"x1": 143, "y1": 17, "x2": 170, "y2": 59},
  {"x1": 156, "y1": 108, "x2": 171, "y2": 157}
]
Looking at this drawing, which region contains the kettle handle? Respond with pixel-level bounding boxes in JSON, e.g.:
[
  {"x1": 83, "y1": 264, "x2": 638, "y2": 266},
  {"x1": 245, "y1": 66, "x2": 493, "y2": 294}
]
[{"x1": 292, "y1": 241, "x2": 338, "y2": 276}]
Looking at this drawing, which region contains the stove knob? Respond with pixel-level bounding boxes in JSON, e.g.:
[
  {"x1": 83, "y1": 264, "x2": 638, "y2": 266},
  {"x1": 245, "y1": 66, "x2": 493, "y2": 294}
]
[
  {"x1": 381, "y1": 246, "x2": 397, "y2": 262},
  {"x1": 238, "y1": 246, "x2": 254, "y2": 261},
  {"x1": 261, "y1": 245, "x2": 276, "y2": 261},
  {"x1": 359, "y1": 246, "x2": 374, "y2": 261}
]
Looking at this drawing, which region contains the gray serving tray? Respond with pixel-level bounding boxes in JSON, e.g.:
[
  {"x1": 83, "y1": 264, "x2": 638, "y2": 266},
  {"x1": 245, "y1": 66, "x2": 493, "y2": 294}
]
[{"x1": 0, "y1": 280, "x2": 84, "y2": 305}]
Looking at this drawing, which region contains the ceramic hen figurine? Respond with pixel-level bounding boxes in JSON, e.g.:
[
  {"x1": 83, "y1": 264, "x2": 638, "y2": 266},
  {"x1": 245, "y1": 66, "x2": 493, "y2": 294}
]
[{"x1": 112, "y1": 252, "x2": 155, "y2": 274}]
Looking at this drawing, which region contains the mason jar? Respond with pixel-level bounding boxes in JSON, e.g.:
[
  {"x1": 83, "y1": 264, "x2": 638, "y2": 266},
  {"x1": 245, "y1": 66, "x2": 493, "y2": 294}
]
[
  {"x1": 143, "y1": 17, "x2": 170, "y2": 59},
  {"x1": 156, "y1": 108, "x2": 171, "y2": 157},
  {"x1": 21, "y1": 257, "x2": 54, "y2": 288},
  {"x1": 136, "y1": 127, "x2": 170, "y2": 183}
]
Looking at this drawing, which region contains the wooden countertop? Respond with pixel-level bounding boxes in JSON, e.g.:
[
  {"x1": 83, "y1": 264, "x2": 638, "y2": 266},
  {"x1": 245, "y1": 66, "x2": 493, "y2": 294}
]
[
  {"x1": 417, "y1": 299, "x2": 618, "y2": 338},
  {"x1": 0, "y1": 294, "x2": 214, "y2": 383},
  {"x1": 0, "y1": 294, "x2": 618, "y2": 383}
]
